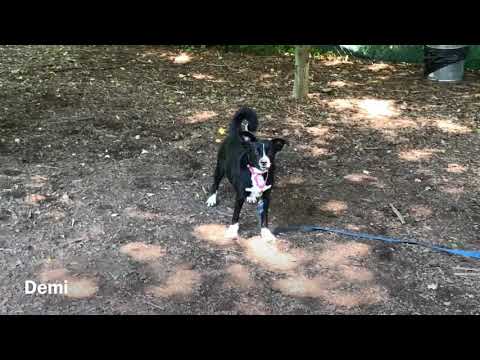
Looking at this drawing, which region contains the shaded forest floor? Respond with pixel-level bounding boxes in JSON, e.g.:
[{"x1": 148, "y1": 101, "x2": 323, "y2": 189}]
[{"x1": 1, "y1": 45, "x2": 480, "y2": 314}]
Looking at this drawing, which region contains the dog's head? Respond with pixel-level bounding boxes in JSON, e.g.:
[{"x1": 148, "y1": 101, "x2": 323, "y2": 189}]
[
  {"x1": 239, "y1": 131, "x2": 260, "y2": 168},
  {"x1": 240, "y1": 132, "x2": 288, "y2": 172}
]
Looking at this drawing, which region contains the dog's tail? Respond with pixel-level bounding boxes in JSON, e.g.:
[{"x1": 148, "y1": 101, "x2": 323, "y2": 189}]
[{"x1": 229, "y1": 106, "x2": 258, "y2": 135}]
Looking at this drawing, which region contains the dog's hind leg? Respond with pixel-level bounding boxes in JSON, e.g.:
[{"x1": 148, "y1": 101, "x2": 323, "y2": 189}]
[
  {"x1": 225, "y1": 195, "x2": 245, "y2": 239},
  {"x1": 206, "y1": 161, "x2": 224, "y2": 207}
]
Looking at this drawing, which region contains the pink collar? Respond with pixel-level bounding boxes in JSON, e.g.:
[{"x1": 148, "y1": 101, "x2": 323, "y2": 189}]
[{"x1": 247, "y1": 165, "x2": 269, "y2": 190}]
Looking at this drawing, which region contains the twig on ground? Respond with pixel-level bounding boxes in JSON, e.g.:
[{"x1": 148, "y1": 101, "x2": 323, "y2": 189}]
[
  {"x1": 205, "y1": 63, "x2": 228, "y2": 67},
  {"x1": 389, "y1": 203, "x2": 405, "y2": 224},
  {"x1": 144, "y1": 299, "x2": 164, "y2": 310},
  {"x1": 453, "y1": 266, "x2": 480, "y2": 272},
  {"x1": 34, "y1": 164, "x2": 59, "y2": 169},
  {"x1": 454, "y1": 273, "x2": 480, "y2": 277},
  {"x1": 215, "y1": 210, "x2": 232, "y2": 217}
]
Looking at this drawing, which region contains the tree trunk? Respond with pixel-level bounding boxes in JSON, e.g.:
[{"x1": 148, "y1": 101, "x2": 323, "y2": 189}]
[{"x1": 293, "y1": 45, "x2": 311, "y2": 100}]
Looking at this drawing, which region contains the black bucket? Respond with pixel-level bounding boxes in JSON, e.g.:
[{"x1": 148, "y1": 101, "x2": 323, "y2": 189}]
[{"x1": 424, "y1": 45, "x2": 469, "y2": 82}]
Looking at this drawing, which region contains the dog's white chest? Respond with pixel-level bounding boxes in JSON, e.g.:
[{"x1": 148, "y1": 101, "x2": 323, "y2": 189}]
[{"x1": 245, "y1": 169, "x2": 271, "y2": 203}]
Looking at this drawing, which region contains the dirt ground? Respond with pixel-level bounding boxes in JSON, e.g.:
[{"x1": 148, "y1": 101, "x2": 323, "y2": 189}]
[{"x1": 1, "y1": 45, "x2": 480, "y2": 314}]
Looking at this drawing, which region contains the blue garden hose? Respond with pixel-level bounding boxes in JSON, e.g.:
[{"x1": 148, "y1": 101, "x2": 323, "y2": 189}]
[{"x1": 272, "y1": 225, "x2": 480, "y2": 261}]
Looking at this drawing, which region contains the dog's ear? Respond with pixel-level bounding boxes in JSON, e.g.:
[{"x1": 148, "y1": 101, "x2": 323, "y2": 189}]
[
  {"x1": 272, "y1": 138, "x2": 288, "y2": 152},
  {"x1": 239, "y1": 131, "x2": 257, "y2": 144}
]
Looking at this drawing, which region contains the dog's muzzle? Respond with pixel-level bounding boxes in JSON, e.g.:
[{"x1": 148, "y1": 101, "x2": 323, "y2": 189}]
[{"x1": 259, "y1": 160, "x2": 270, "y2": 171}]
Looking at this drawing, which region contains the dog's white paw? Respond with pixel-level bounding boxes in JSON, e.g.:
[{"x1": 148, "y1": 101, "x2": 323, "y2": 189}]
[
  {"x1": 246, "y1": 195, "x2": 257, "y2": 204},
  {"x1": 225, "y1": 223, "x2": 239, "y2": 239},
  {"x1": 206, "y1": 193, "x2": 217, "y2": 207},
  {"x1": 261, "y1": 228, "x2": 276, "y2": 242}
]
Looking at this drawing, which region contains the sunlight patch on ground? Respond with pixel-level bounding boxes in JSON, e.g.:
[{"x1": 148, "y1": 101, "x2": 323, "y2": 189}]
[
  {"x1": 191, "y1": 73, "x2": 215, "y2": 80},
  {"x1": 39, "y1": 268, "x2": 69, "y2": 282},
  {"x1": 439, "y1": 185, "x2": 464, "y2": 195},
  {"x1": 327, "y1": 80, "x2": 348, "y2": 88},
  {"x1": 259, "y1": 73, "x2": 275, "y2": 80},
  {"x1": 192, "y1": 224, "x2": 235, "y2": 247},
  {"x1": 65, "y1": 278, "x2": 99, "y2": 299},
  {"x1": 123, "y1": 207, "x2": 162, "y2": 221},
  {"x1": 325, "y1": 98, "x2": 410, "y2": 132},
  {"x1": 272, "y1": 275, "x2": 385, "y2": 309},
  {"x1": 309, "y1": 146, "x2": 331, "y2": 157},
  {"x1": 260, "y1": 81, "x2": 274, "y2": 88},
  {"x1": 328, "y1": 98, "x2": 356, "y2": 112},
  {"x1": 357, "y1": 99, "x2": 400, "y2": 118},
  {"x1": 433, "y1": 119, "x2": 472, "y2": 134},
  {"x1": 186, "y1": 110, "x2": 218, "y2": 124},
  {"x1": 272, "y1": 240, "x2": 386, "y2": 309},
  {"x1": 409, "y1": 205, "x2": 433, "y2": 221},
  {"x1": 38, "y1": 267, "x2": 98, "y2": 299},
  {"x1": 320, "y1": 200, "x2": 348, "y2": 215},
  {"x1": 120, "y1": 242, "x2": 166, "y2": 262},
  {"x1": 366, "y1": 63, "x2": 394, "y2": 72},
  {"x1": 328, "y1": 98, "x2": 400, "y2": 118},
  {"x1": 296, "y1": 144, "x2": 332, "y2": 158},
  {"x1": 345, "y1": 224, "x2": 368, "y2": 232},
  {"x1": 398, "y1": 148, "x2": 444, "y2": 162},
  {"x1": 238, "y1": 237, "x2": 310, "y2": 273},
  {"x1": 171, "y1": 53, "x2": 192, "y2": 65},
  {"x1": 309, "y1": 147, "x2": 330, "y2": 157},
  {"x1": 317, "y1": 241, "x2": 370, "y2": 266},
  {"x1": 322, "y1": 58, "x2": 353, "y2": 66},
  {"x1": 273, "y1": 275, "x2": 335, "y2": 299},
  {"x1": 339, "y1": 265, "x2": 374, "y2": 282},
  {"x1": 344, "y1": 173, "x2": 378, "y2": 185},
  {"x1": 146, "y1": 266, "x2": 202, "y2": 298},
  {"x1": 27, "y1": 175, "x2": 48, "y2": 188},
  {"x1": 142, "y1": 48, "x2": 173, "y2": 58},
  {"x1": 277, "y1": 175, "x2": 306, "y2": 187},
  {"x1": 446, "y1": 163, "x2": 467, "y2": 174},
  {"x1": 306, "y1": 125, "x2": 331, "y2": 137},
  {"x1": 225, "y1": 264, "x2": 255, "y2": 289},
  {"x1": 311, "y1": 136, "x2": 330, "y2": 146},
  {"x1": 367, "y1": 117, "x2": 418, "y2": 130}
]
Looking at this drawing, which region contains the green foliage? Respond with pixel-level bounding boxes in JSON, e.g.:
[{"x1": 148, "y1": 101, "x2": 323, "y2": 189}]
[
  {"x1": 223, "y1": 45, "x2": 293, "y2": 55},
  {"x1": 316, "y1": 45, "x2": 480, "y2": 70},
  {"x1": 466, "y1": 46, "x2": 480, "y2": 69},
  {"x1": 351, "y1": 45, "x2": 425, "y2": 63},
  {"x1": 183, "y1": 45, "x2": 480, "y2": 70}
]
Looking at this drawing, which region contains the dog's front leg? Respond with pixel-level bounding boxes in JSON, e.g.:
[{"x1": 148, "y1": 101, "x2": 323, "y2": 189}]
[
  {"x1": 259, "y1": 192, "x2": 276, "y2": 242},
  {"x1": 225, "y1": 195, "x2": 245, "y2": 239},
  {"x1": 245, "y1": 187, "x2": 259, "y2": 203},
  {"x1": 206, "y1": 160, "x2": 225, "y2": 207}
]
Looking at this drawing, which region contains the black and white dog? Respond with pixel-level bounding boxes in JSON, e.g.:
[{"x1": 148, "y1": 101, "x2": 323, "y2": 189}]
[{"x1": 206, "y1": 107, "x2": 287, "y2": 241}]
